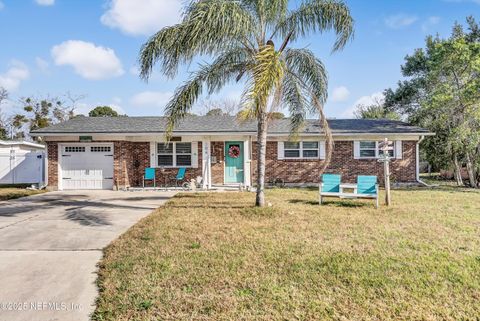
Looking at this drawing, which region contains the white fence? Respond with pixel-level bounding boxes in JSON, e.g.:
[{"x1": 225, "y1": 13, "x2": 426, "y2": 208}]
[{"x1": 0, "y1": 150, "x2": 44, "y2": 185}]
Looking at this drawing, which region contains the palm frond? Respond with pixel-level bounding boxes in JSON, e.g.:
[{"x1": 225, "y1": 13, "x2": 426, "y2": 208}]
[
  {"x1": 243, "y1": 44, "x2": 285, "y2": 117},
  {"x1": 164, "y1": 49, "x2": 251, "y2": 135},
  {"x1": 282, "y1": 48, "x2": 333, "y2": 174},
  {"x1": 284, "y1": 48, "x2": 328, "y2": 107},
  {"x1": 242, "y1": 0, "x2": 288, "y2": 36},
  {"x1": 281, "y1": 72, "x2": 309, "y2": 135},
  {"x1": 139, "y1": 0, "x2": 255, "y2": 79},
  {"x1": 276, "y1": 0, "x2": 354, "y2": 52}
]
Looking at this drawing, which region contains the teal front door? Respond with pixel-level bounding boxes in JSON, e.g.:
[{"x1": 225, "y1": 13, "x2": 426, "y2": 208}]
[{"x1": 225, "y1": 142, "x2": 244, "y2": 184}]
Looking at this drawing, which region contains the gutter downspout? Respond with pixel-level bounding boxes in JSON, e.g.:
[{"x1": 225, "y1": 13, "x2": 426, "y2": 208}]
[{"x1": 416, "y1": 135, "x2": 430, "y2": 186}]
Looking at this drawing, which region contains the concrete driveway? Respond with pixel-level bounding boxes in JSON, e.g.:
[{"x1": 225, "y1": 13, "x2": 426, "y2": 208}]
[{"x1": 0, "y1": 190, "x2": 176, "y2": 321}]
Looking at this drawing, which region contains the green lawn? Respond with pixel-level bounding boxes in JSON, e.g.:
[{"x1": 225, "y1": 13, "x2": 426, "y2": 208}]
[
  {"x1": 94, "y1": 187, "x2": 480, "y2": 321},
  {"x1": 0, "y1": 187, "x2": 46, "y2": 201}
]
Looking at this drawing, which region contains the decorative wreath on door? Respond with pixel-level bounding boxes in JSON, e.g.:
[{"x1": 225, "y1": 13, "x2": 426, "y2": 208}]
[{"x1": 228, "y1": 145, "x2": 241, "y2": 158}]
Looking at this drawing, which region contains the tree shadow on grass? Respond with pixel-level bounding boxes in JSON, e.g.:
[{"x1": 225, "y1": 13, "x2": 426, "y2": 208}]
[
  {"x1": 174, "y1": 193, "x2": 210, "y2": 199},
  {"x1": 289, "y1": 199, "x2": 319, "y2": 206},
  {"x1": 166, "y1": 204, "x2": 248, "y2": 209},
  {"x1": 289, "y1": 199, "x2": 370, "y2": 208}
]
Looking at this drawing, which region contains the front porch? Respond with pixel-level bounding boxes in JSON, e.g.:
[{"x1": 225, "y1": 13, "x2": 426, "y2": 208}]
[
  {"x1": 201, "y1": 138, "x2": 253, "y2": 189},
  {"x1": 134, "y1": 137, "x2": 253, "y2": 191}
]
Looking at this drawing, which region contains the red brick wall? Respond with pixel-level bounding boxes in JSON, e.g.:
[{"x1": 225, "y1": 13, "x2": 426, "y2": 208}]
[
  {"x1": 46, "y1": 142, "x2": 58, "y2": 188},
  {"x1": 46, "y1": 140, "x2": 417, "y2": 189},
  {"x1": 46, "y1": 141, "x2": 202, "y2": 189},
  {"x1": 211, "y1": 141, "x2": 224, "y2": 184},
  {"x1": 251, "y1": 141, "x2": 417, "y2": 185}
]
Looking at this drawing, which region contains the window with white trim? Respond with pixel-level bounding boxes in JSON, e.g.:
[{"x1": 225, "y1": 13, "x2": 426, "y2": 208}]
[
  {"x1": 284, "y1": 141, "x2": 319, "y2": 159},
  {"x1": 359, "y1": 141, "x2": 395, "y2": 158},
  {"x1": 157, "y1": 142, "x2": 192, "y2": 167}
]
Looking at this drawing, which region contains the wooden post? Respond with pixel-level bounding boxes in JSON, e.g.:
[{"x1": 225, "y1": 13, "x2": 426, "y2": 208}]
[
  {"x1": 379, "y1": 138, "x2": 392, "y2": 206},
  {"x1": 384, "y1": 155, "x2": 391, "y2": 206}
]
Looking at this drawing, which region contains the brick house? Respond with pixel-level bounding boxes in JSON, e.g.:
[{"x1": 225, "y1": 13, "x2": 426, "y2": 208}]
[{"x1": 30, "y1": 115, "x2": 433, "y2": 190}]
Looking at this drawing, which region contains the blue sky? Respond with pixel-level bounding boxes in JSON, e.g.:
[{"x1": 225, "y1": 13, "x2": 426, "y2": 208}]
[{"x1": 0, "y1": 0, "x2": 478, "y2": 118}]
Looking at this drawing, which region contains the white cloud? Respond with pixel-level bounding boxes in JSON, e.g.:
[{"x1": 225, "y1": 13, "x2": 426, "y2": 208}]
[
  {"x1": 341, "y1": 92, "x2": 385, "y2": 118},
  {"x1": 129, "y1": 65, "x2": 139, "y2": 76},
  {"x1": 35, "y1": 57, "x2": 49, "y2": 73},
  {"x1": 51, "y1": 40, "x2": 124, "y2": 80},
  {"x1": 130, "y1": 91, "x2": 173, "y2": 109},
  {"x1": 331, "y1": 86, "x2": 350, "y2": 102},
  {"x1": 385, "y1": 14, "x2": 418, "y2": 29},
  {"x1": 0, "y1": 60, "x2": 30, "y2": 91},
  {"x1": 101, "y1": 0, "x2": 183, "y2": 36},
  {"x1": 107, "y1": 103, "x2": 126, "y2": 115},
  {"x1": 0, "y1": 1, "x2": 4, "y2": 10},
  {"x1": 35, "y1": 0, "x2": 55, "y2": 5},
  {"x1": 422, "y1": 16, "x2": 441, "y2": 32}
]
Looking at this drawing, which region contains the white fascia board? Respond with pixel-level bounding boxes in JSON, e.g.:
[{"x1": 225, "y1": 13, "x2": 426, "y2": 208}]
[{"x1": 0, "y1": 140, "x2": 45, "y2": 149}]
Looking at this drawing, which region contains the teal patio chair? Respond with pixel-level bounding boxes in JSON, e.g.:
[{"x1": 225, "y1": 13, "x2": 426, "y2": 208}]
[
  {"x1": 142, "y1": 167, "x2": 156, "y2": 188},
  {"x1": 319, "y1": 174, "x2": 341, "y2": 204},
  {"x1": 357, "y1": 175, "x2": 379, "y2": 208},
  {"x1": 172, "y1": 167, "x2": 187, "y2": 189}
]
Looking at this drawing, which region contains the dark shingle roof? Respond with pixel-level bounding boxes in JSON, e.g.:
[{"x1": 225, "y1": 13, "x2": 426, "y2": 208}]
[{"x1": 31, "y1": 115, "x2": 431, "y2": 135}]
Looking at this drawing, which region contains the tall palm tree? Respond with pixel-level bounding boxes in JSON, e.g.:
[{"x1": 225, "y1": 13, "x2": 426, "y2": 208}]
[{"x1": 140, "y1": 0, "x2": 354, "y2": 206}]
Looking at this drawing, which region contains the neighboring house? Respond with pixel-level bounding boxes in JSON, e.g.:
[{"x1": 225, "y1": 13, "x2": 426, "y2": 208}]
[
  {"x1": 30, "y1": 116, "x2": 433, "y2": 191},
  {"x1": 0, "y1": 140, "x2": 45, "y2": 185}
]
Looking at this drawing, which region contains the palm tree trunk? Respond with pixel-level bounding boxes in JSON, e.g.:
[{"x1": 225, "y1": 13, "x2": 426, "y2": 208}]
[
  {"x1": 313, "y1": 97, "x2": 333, "y2": 177},
  {"x1": 453, "y1": 154, "x2": 463, "y2": 186},
  {"x1": 255, "y1": 112, "x2": 268, "y2": 207}
]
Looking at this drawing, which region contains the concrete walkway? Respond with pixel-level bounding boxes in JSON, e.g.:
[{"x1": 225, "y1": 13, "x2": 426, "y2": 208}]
[{"x1": 0, "y1": 190, "x2": 176, "y2": 321}]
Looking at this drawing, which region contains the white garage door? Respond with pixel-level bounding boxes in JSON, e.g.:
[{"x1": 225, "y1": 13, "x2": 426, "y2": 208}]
[{"x1": 60, "y1": 144, "x2": 114, "y2": 190}]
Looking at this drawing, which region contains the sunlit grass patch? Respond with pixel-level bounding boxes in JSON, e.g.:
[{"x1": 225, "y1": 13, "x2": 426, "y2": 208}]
[
  {"x1": 0, "y1": 187, "x2": 45, "y2": 201},
  {"x1": 94, "y1": 187, "x2": 480, "y2": 321}
]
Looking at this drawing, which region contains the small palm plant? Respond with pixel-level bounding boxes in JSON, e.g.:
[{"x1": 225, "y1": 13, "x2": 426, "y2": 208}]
[{"x1": 140, "y1": 0, "x2": 354, "y2": 206}]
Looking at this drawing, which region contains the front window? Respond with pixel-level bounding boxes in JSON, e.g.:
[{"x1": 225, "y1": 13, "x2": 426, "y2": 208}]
[
  {"x1": 157, "y1": 142, "x2": 192, "y2": 167},
  {"x1": 175, "y1": 143, "x2": 192, "y2": 166},
  {"x1": 359, "y1": 141, "x2": 395, "y2": 158},
  {"x1": 284, "y1": 142, "x2": 300, "y2": 158},
  {"x1": 302, "y1": 142, "x2": 319, "y2": 158},
  {"x1": 359, "y1": 141, "x2": 376, "y2": 158},
  {"x1": 284, "y1": 141, "x2": 320, "y2": 159}
]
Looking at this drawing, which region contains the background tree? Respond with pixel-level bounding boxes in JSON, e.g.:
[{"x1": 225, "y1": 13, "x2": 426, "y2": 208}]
[
  {"x1": 139, "y1": 0, "x2": 354, "y2": 206},
  {"x1": 89, "y1": 106, "x2": 120, "y2": 117},
  {"x1": 268, "y1": 111, "x2": 285, "y2": 119},
  {"x1": 200, "y1": 98, "x2": 239, "y2": 115},
  {"x1": 384, "y1": 17, "x2": 480, "y2": 187},
  {"x1": 12, "y1": 94, "x2": 82, "y2": 139},
  {"x1": 205, "y1": 108, "x2": 225, "y2": 116},
  {"x1": 354, "y1": 97, "x2": 400, "y2": 120},
  {"x1": 0, "y1": 87, "x2": 8, "y2": 140},
  {"x1": 10, "y1": 114, "x2": 28, "y2": 139}
]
